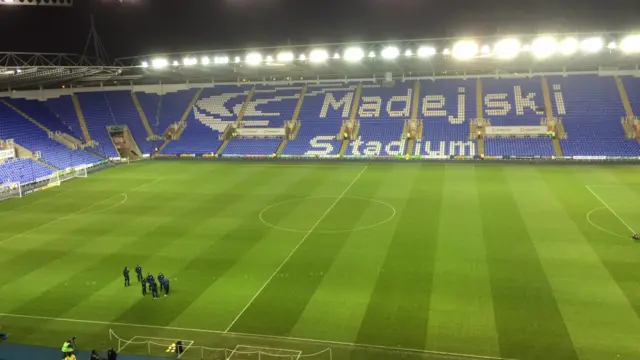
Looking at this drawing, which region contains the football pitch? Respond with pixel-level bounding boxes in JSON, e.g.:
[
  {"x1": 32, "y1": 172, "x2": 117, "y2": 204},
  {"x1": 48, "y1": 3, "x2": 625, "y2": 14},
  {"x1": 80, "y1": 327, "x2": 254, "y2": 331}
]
[{"x1": 1, "y1": 161, "x2": 640, "y2": 360}]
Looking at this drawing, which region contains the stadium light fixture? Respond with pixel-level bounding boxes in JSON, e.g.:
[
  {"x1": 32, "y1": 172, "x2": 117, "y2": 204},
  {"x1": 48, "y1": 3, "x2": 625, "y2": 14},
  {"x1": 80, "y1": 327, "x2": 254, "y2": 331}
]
[
  {"x1": 580, "y1": 37, "x2": 603, "y2": 53},
  {"x1": 381, "y1": 46, "x2": 400, "y2": 60},
  {"x1": 531, "y1": 36, "x2": 557, "y2": 59},
  {"x1": 172, "y1": 60, "x2": 179, "y2": 67},
  {"x1": 309, "y1": 49, "x2": 329, "y2": 63},
  {"x1": 417, "y1": 46, "x2": 436, "y2": 58},
  {"x1": 608, "y1": 41, "x2": 617, "y2": 50},
  {"x1": 201, "y1": 56, "x2": 210, "y2": 65},
  {"x1": 245, "y1": 52, "x2": 263, "y2": 65},
  {"x1": 265, "y1": 55, "x2": 274, "y2": 63},
  {"x1": 344, "y1": 47, "x2": 364, "y2": 62},
  {"x1": 141, "y1": 61, "x2": 149, "y2": 68},
  {"x1": 333, "y1": 53, "x2": 340, "y2": 59},
  {"x1": 368, "y1": 51, "x2": 376, "y2": 58},
  {"x1": 277, "y1": 51, "x2": 294, "y2": 62},
  {"x1": 151, "y1": 58, "x2": 168, "y2": 69},
  {"x1": 494, "y1": 38, "x2": 521, "y2": 59},
  {"x1": 234, "y1": 56, "x2": 241, "y2": 64},
  {"x1": 405, "y1": 49, "x2": 413, "y2": 57},
  {"x1": 443, "y1": 48, "x2": 451, "y2": 55},
  {"x1": 299, "y1": 54, "x2": 307, "y2": 61},
  {"x1": 452, "y1": 40, "x2": 478, "y2": 59},
  {"x1": 182, "y1": 57, "x2": 197, "y2": 66},
  {"x1": 214, "y1": 56, "x2": 229, "y2": 65},
  {"x1": 620, "y1": 35, "x2": 640, "y2": 53},
  {"x1": 480, "y1": 45, "x2": 491, "y2": 55},
  {"x1": 559, "y1": 37, "x2": 579, "y2": 55}
]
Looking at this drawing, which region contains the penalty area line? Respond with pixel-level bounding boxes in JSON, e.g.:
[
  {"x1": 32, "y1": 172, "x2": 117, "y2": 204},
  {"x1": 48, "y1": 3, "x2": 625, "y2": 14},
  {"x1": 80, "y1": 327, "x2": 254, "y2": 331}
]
[
  {"x1": 0, "y1": 312, "x2": 516, "y2": 360},
  {"x1": 585, "y1": 185, "x2": 636, "y2": 234},
  {"x1": 224, "y1": 166, "x2": 368, "y2": 333}
]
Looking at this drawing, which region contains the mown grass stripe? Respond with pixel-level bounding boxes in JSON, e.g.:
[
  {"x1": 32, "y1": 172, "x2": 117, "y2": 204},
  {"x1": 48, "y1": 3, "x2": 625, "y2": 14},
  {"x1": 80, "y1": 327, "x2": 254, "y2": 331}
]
[{"x1": 476, "y1": 167, "x2": 578, "y2": 360}]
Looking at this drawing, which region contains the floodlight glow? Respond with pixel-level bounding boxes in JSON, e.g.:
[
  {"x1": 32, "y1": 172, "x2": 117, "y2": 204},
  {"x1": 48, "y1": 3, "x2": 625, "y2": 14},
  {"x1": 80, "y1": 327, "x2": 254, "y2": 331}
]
[
  {"x1": 277, "y1": 52, "x2": 294, "y2": 62},
  {"x1": 368, "y1": 51, "x2": 376, "y2": 58},
  {"x1": 405, "y1": 49, "x2": 413, "y2": 57},
  {"x1": 531, "y1": 36, "x2": 558, "y2": 59},
  {"x1": 201, "y1": 56, "x2": 210, "y2": 65},
  {"x1": 620, "y1": 35, "x2": 640, "y2": 53},
  {"x1": 245, "y1": 52, "x2": 263, "y2": 65},
  {"x1": 344, "y1": 47, "x2": 364, "y2": 62},
  {"x1": 333, "y1": 53, "x2": 340, "y2": 59},
  {"x1": 381, "y1": 46, "x2": 400, "y2": 59},
  {"x1": 522, "y1": 44, "x2": 531, "y2": 51},
  {"x1": 299, "y1": 54, "x2": 307, "y2": 61},
  {"x1": 182, "y1": 57, "x2": 197, "y2": 66},
  {"x1": 559, "y1": 37, "x2": 578, "y2": 55},
  {"x1": 309, "y1": 49, "x2": 329, "y2": 63},
  {"x1": 214, "y1": 56, "x2": 229, "y2": 64},
  {"x1": 417, "y1": 46, "x2": 436, "y2": 57},
  {"x1": 234, "y1": 56, "x2": 241, "y2": 63},
  {"x1": 493, "y1": 38, "x2": 521, "y2": 59},
  {"x1": 608, "y1": 41, "x2": 617, "y2": 49},
  {"x1": 151, "y1": 58, "x2": 168, "y2": 69},
  {"x1": 172, "y1": 60, "x2": 179, "y2": 66},
  {"x1": 141, "y1": 61, "x2": 149, "y2": 68},
  {"x1": 580, "y1": 37, "x2": 603, "y2": 53},
  {"x1": 265, "y1": 55, "x2": 274, "y2": 63},
  {"x1": 452, "y1": 40, "x2": 478, "y2": 59},
  {"x1": 443, "y1": 48, "x2": 450, "y2": 55},
  {"x1": 480, "y1": 45, "x2": 490, "y2": 55}
]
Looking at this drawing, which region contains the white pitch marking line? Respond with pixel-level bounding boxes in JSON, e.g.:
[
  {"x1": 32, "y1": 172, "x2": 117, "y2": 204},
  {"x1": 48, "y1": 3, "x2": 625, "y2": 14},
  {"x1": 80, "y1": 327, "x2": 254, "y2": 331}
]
[
  {"x1": 0, "y1": 312, "x2": 515, "y2": 360},
  {"x1": 0, "y1": 178, "x2": 161, "y2": 246},
  {"x1": 585, "y1": 185, "x2": 636, "y2": 234},
  {"x1": 224, "y1": 166, "x2": 368, "y2": 333}
]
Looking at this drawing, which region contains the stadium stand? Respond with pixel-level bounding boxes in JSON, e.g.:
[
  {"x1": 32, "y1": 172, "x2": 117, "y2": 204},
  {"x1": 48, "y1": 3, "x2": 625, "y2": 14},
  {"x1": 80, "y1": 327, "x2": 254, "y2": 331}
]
[
  {"x1": 45, "y1": 95, "x2": 87, "y2": 140},
  {"x1": 418, "y1": 79, "x2": 477, "y2": 156},
  {"x1": 0, "y1": 101, "x2": 102, "y2": 169},
  {"x1": 622, "y1": 76, "x2": 640, "y2": 120},
  {"x1": 5, "y1": 98, "x2": 76, "y2": 135},
  {"x1": 74, "y1": 93, "x2": 121, "y2": 158},
  {"x1": 222, "y1": 139, "x2": 281, "y2": 156},
  {"x1": 485, "y1": 137, "x2": 555, "y2": 157},
  {"x1": 481, "y1": 78, "x2": 545, "y2": 126},
  {"x1": 282, "y1": 121, "x2": 342, "y2": 156},
  {"x1": 550, "y1": 75, "x2": 640, "y2": 156},
  {"x1": 103, "y1": 91, "x2": 153, "y2": 154},
  {"x1": 0, "y1": 158, "x2": 53, "y2": 184}
]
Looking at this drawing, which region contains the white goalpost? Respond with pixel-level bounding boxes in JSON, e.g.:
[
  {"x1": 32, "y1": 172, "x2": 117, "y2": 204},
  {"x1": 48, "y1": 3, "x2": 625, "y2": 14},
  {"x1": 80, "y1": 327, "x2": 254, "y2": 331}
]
[{"x1": 0, "y1": 182, "x2": 22, "y2": 201}]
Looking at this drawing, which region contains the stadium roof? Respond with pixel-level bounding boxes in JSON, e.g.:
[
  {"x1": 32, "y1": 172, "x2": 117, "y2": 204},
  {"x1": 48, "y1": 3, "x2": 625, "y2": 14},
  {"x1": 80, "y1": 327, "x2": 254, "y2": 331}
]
[{"x1": 1, "y1": 32, "x2": 639, "y2": 91}]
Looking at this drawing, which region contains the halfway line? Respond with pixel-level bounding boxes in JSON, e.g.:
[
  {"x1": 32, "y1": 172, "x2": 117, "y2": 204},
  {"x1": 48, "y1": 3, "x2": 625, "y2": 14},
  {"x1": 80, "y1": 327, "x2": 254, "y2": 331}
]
[
  {"x1": 224, "y1": 166, "x2": 368, "y2": 332},
  {"x1": 585, "y1": 185, "x2": 636, "y2": 234}
]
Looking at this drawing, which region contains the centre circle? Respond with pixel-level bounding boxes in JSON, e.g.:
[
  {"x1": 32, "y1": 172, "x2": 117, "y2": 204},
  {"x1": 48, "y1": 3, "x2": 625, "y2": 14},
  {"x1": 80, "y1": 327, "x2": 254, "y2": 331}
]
[{"x1": 259, "y1": 196, "x2": 396, "y2": 234}]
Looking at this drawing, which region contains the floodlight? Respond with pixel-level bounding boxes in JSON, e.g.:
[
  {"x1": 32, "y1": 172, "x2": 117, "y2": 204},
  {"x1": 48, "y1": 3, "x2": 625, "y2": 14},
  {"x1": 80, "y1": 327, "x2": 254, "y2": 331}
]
[
  {"x1": 299, "y1": 54, "x2": 307, "y2": 61},
  {"x1": 443, "y1": 48, "x2": 450, "y2": 55},
  {"x1": 493, "y1": 38, "x2": 520, "y2": 59},
  {"x1": 344, "y1": 47, "x2": 364, "y2": 62},
  {"x1": 368, "y1": 51, "x2": 376, "y2": 58},
  {"x1": 333, "y1": 53, "x2": 340, "y2": 59},
  {"x1": 277, "y1": 51, "x2": 294, "y2": 62},
  {"x1": 245, "y1": 52, "x2": 263, "y2": 65},
  {"x1": 580, "y1": 37, "x2": 603, "y2": 53},
  {"x1": 151, "y1": 58, "x2": 168, "y2": 69},
  {"x1": 172, "y1": 60, "x2": 179, "y2": 66},
  {"x1": 607, "y1": 41, "x2": 617, "y2": 50},
  {"x1": 531, "y1": 36, "x2": 557, "y2": 59},
  {"x1": 201, "y1": 56, "x2": 210, "y2": 65},
  {"x1": 182, "y1": 57, "x2": 197, "y2": 66},
  {"x1": 381, "y1": 46, "x2": 400, "y2": 59},
  {"x1": 620, "y1": 35, "x2": 640, "y2": 53},
  {"x1": 141, "y1": 61, "x2": 149, "y2": 68},
  {"x1": 481, "y1": 45, "x2": 491, "y2": 55},
  {"x1": 521, "y1": 44, "x2": 531, "y2": 52},
  {"x1": 559, "y1": 37, "x2": 578, "y2": 55},
  {"x1": 234, "y1": 56, "x2": 241, "y2": 63},
  {"x1": 405, "y1": 49, "x2": 413, "y2": 57},
  {"x1": 309, "y1": 49, "x2": 329, "y2": 63},
  {"x1": 452, "y1": 40, "x2": 478, "y2": 59},
  {"x1": 214, "y1": 56, "x2": 229, "y2": 64},
  {"x1": 265, "y1": 55, "x2": 274, "y2": 63},
  {"x1": 417, "y1": 46, "x2": 436, "y2": 58}
]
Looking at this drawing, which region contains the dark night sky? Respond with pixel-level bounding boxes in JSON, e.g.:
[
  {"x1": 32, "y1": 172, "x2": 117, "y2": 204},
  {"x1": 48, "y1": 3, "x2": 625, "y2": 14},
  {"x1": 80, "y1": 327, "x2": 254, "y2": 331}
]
[{"x1": 0, "y1": 0, "x2": 638, "y2": 59}]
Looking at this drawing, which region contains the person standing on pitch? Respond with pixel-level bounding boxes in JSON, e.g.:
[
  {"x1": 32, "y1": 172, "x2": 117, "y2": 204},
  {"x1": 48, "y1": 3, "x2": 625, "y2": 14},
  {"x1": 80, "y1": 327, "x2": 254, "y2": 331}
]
[
  {"x1": 146, "y1": 273, "x2": 154, "y2": 291},
  {"x1": 141, "y1": 277, "x2": 147, "y2": 296},
  {"x1": 162, "y1": 277, "x2": 170, "y2": 296},
  {"x1": 150, "y1": 280, "x2": 159, "y2": 299},
  {"x1": 135, "y1": 265, "x2": 143, "y2": 283},
  {"x1": 107, "y1": 348, "x2": 117, "y2": 360},
  {"x1": 122, "y1": 267, "x2": 130, "y2": 287},
  {"x1": 158, "y1": 273, "x2": 165, "y2": 292},
  {"x1": 60, "y1": 338, "x2": 74, "y2": 359}
]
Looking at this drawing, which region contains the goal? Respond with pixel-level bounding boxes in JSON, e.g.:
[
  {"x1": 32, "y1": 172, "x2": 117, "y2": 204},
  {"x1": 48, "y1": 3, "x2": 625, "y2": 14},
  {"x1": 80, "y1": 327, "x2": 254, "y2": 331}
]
[
  {"x1": 58, "y1": 165, "x2": 88, "y2": 183},
  {"x1": 0, "y1": 182, "x2": 22, "y2": 201}
]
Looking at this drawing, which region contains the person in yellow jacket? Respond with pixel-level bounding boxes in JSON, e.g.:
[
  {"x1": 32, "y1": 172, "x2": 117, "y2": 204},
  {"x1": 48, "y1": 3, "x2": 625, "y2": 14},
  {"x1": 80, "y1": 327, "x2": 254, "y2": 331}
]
[
  {"x1": 65, "y1": 353, "x2": 77, "y2": 360},
  {"x1": 61, "y1": 338, "x2": 75, "y2": 359}
]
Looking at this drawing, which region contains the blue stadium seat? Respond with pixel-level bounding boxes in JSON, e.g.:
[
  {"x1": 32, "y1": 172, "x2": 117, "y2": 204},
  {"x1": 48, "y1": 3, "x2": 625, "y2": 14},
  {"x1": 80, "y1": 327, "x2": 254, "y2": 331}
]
[{"x1": 0, "y1": 158, "x2": 54, "y2": 184}]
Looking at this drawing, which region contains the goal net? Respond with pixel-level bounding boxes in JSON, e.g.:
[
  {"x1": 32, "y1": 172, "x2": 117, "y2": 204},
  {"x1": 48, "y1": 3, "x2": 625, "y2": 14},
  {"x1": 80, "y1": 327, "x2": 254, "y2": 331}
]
[
  {"x1": 58, "y1": 165, "x2": 88, "y2": 183},
  {"x1": 0, "y1": 182, "x2": 21, "y2": 201}
]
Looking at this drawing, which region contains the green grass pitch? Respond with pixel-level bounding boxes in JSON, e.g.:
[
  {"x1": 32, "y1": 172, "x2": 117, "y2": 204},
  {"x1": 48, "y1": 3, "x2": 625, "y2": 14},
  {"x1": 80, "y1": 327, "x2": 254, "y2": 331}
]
[{"x1": 1, "y1": 161, "x2": 640, "y2": 360}]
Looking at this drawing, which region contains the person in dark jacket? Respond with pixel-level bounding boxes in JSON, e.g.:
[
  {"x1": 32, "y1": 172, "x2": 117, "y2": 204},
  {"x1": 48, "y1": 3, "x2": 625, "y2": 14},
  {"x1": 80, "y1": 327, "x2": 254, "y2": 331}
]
[
  {"x1": 90, "y1": 350, "x2": 102, "y2": 360},
  {"x1": 107, "y1": 348, "x2": 117, "y2": 360}
]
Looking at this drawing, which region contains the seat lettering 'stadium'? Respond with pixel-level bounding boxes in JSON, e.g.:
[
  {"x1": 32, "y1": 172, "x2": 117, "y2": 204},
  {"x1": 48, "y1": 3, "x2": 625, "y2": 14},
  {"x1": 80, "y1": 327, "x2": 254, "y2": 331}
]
[
  {"x1": 193, "y1": 84, "x2": 567, "y2": 127},
  {"x1": 304, "y1": 137, "x2": 477, "y2": 157}
]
